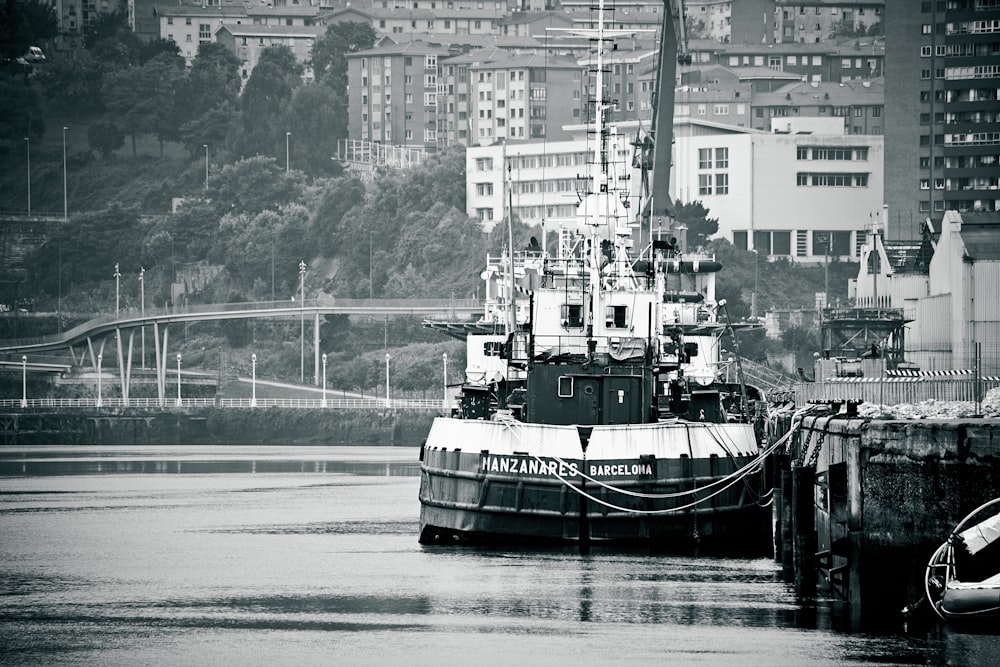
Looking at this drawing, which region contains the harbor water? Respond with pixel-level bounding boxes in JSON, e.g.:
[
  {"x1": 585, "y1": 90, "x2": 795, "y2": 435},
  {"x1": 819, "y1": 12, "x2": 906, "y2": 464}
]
[{"x1": 1, "y1": 445, "x2": 996, "y2": 666}]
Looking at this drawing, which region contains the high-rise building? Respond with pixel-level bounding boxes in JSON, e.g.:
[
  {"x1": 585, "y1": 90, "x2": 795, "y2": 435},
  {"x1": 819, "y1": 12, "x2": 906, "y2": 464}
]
[{"x1": 884, "y1": 0, "x2": 1000, "y2": 240}]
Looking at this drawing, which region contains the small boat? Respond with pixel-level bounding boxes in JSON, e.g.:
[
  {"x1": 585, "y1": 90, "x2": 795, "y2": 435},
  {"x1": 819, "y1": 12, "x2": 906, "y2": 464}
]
[
  {"x1": 924, "y1": 498, "x2": 1000, "y2": 622},
  {"x1": 417, "y1": 0, "x2": 774, "y2": 553}
]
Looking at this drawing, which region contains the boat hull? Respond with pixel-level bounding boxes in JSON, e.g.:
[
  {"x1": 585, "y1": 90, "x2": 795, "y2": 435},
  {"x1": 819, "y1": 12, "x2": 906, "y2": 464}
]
[
  {"x1": 418, "y1": 417, "x2": 772, "y2": 553},
  {"x1": 941, "y1": 582, "x2": 1000, "y2": 620}
]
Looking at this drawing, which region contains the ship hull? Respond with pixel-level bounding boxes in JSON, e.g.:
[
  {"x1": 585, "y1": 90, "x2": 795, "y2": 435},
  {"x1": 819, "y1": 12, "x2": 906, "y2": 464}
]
[{"x1": 418, "y1": 418, "x2": 772, "y2": 553}]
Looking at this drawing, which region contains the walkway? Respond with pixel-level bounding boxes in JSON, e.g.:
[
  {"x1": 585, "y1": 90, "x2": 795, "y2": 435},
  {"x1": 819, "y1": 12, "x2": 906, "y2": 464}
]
[{"x1": 1, "y1": 298, "x2": 481, "y2": 406}]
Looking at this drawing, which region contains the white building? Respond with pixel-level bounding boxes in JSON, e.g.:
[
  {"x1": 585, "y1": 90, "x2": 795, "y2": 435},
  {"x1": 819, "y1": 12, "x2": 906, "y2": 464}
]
[
  {"x1": 671, "y1": 118, "x2": 884, "y2": 262},
  {"x1": 465, "y1": 129, "x2": 635, "y2": 232},
  {"x1": 467, "y1": 118, "x2": 884, "y2": 263}
]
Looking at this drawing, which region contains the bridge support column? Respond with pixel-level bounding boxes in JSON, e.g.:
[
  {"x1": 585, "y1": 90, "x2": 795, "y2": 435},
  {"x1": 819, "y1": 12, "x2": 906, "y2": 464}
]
[
  {"x1": 85, "y1": 336, "x2": 107, "y2": 371},
  {"x1": 116, "y1": 328, "x2": 135, "y2": 406},
  {"x1": 153, "y1": 323, "x2": 169, "y2": 407},
  {"x1": 314, "y1": 313, "x2": 320, "y2": 386}
]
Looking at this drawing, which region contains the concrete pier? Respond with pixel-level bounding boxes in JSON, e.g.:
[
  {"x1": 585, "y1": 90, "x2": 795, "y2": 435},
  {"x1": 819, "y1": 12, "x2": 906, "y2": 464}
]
[{"x1": 777, "y1": 411, "x2": 1000, "y2": 627}]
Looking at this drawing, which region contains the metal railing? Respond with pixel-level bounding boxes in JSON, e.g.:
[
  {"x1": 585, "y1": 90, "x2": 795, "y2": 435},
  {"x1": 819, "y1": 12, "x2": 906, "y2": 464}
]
[
  {"x1": 0, "y1": 397, "x2": 446, "y2": 411},
  {"x1": 793, "y1": 377, "x2": 1000, "y2": 406}
]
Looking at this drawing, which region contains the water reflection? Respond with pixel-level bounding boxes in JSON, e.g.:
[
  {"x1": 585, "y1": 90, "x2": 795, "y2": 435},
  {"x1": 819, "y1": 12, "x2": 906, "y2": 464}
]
[{"x1": 1, "y1": 445, "x2": 998, "y2": 666}]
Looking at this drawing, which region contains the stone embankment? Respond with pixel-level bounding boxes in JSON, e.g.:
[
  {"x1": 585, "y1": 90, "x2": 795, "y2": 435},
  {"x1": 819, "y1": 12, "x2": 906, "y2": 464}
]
[{"x1": 0, "y1": 409, "x2": 436, "y2": 446}]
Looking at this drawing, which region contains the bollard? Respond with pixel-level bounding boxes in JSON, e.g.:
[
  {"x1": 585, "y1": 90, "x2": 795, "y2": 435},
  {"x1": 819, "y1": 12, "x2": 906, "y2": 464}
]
[{"x1": 791, "y1": 463, "x2": 817, "y2": 598}]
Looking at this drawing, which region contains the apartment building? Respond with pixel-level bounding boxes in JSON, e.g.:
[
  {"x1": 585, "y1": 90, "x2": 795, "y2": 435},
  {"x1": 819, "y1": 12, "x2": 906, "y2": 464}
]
[
  {"x1": 156, "y1": 6, "x2": 250, "y2": 64},
  {"x1": 773, "y1": 0, "x2": 884, "y2": 44},
  {"x1": 347, "y1": 41, "x2": 452, "y2": 149},
  {"x1": 465, "y1": 127, "x2": 636, "y2": 230},
  {"x1": 437, "y1": 49, "x2": 505, "y2": 149},
  {"x1": 469, "y1": 53, "x2": 582, "y2": 144},
  {"x1": 750, "y1": 78, "x2": 884, "y2": 134},
  {"x1": 884, "y1": 0, "x2": 1000, "y2": 239},
  {"x1": 686, "y1": 38, "x2": 884, "y2": 81},
  {"x1": 215, "y1": 24, "x2": 325, "y2": 82},
  {"x1": 685, "y1": 0, "x2": 734, "y2": 42}
]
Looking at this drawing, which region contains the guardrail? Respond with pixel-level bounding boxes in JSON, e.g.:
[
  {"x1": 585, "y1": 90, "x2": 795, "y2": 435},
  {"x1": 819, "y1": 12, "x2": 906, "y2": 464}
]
[
  {"x1": 0, "y1": 397, "x2": 447, "y2": 410},
  {"x1": 792, "y1": 378, "x2": 1000, "y2": 406}
]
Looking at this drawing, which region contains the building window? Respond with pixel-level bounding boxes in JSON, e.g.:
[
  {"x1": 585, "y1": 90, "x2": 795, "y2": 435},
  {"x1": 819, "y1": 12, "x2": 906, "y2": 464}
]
[
  {"x1": 698, "y1": 148, "x2": 712, "y2": 169},
  {"x1": 476, "y1": 208, "x2": 494, "y2": 221},
  {"x1": 476, "y1": 183, "x2": 493, "y2": 196},
  {"x1": 813, "y1": 231, "x2": 851, "y2": 256},
  {"x1": 715, "y1": 173, "x2": 729, "y2": 195},
  {"x1": 715, "y1": 147, "x2": 729, "y2": 168},
  {"x1": 698, "y1": 174, "x2": 712, "y2": 195}
]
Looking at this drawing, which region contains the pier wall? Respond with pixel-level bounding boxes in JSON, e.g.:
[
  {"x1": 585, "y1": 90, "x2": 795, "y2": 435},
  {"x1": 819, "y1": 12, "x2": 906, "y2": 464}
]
[
  {"x1": 0, "y1": 409, "x2": 436, "y2": 447},
  {"x1": 780, "y1": 415, "x2": 1000, "y2": 626}
]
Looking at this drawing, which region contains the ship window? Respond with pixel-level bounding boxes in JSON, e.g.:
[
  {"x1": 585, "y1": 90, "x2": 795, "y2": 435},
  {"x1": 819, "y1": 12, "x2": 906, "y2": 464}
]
[
  {"x1": 605, "y1": 305, "x2": 628, "y2": 328},
  {"x1": 560, "y1": 303, "x2": 583, "y2": 328},
  {"x1": 558, "y1": 376, "x2": 574, "y2": 398}
]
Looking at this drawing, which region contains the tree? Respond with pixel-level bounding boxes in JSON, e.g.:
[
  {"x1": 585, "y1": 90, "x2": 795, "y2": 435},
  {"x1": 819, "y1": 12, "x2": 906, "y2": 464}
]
[
  {"x1": 280, "y1": 82, "x2": 346, "y2": 176},
  {"x1": 87, "y1": 120, "x2": 125, "y2": 160},
  {"x1": 102, "y1": 52, "x2": 187, "y2": 156},
  {"x1": 208, "y1": 155, "x2": 305, "y2": 217},
  {"x1": 138, "y1": 38, "x2": 181, "y2": 65},
  {"x1": 37, "y1": 51, "x2": 106, "y2": 115},
  {"x1": 186, "y1": 42, "x2": 242, "y2": 119},
  {"x1": 311, "y1": 21, "x2": 377, "y2": 94},
  {"x1": 0, "y1": 0, "x2": 57, "y2": 62},
  {"x1": 0, "y1": 74, "x2": 44, "y2": 148},
  {"x1": 232, "y1": 46, "x2": 301, "y2": 159},
  {"x1": 673, "y1": 200, "x2": 719, "y2": 250}
]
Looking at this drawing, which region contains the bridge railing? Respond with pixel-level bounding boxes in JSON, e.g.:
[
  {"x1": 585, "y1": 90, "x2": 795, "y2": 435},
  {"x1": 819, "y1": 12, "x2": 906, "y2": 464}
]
[
  {"x1": 0, "y1": 397, "x2": 446, "y2": 411},
  {"x1": 0, "y1": 298, "x2": 484, "y2": 351}
]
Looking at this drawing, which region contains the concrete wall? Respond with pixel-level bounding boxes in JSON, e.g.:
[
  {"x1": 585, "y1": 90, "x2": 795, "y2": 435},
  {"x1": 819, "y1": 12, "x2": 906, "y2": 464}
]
[{"x1": 800, "y1": 415, "x2": 1000, "y2": 627}]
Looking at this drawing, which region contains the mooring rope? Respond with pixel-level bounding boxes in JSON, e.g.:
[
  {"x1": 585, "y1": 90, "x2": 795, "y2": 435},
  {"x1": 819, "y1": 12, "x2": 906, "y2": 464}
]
[{"x1": 493, "y1": 416, "x2": 790, "y2": 514}]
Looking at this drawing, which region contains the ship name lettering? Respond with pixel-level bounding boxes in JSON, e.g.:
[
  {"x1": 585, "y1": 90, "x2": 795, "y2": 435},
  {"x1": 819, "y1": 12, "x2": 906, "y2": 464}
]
[
  {"x1": 589, "y1": 463, "x2": 653, "y2": 477},
  {"x1": 480, "y1": 455, "x2": 579, "y2": 477}
]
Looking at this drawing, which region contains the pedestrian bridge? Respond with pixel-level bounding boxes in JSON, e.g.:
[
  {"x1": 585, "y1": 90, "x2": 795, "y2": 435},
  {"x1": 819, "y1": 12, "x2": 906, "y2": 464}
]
[{"x1": 0, "y1": 298, "x2": 481, "y2": 406}]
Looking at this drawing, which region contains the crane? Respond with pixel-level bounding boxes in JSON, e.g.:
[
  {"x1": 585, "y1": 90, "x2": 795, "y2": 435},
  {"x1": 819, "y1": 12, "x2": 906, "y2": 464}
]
[{"x1": 636, "y1": 0, "x2": 690, "y2": 254}]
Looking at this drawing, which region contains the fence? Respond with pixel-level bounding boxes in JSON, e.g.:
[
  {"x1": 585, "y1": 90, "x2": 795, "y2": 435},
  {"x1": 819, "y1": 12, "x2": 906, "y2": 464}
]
[{"x1": 792, "y1": 377, "x2": 1000, "y2": 406}]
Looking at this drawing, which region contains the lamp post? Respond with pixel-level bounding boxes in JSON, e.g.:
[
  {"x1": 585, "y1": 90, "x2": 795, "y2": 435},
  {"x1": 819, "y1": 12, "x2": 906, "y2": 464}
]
[
  {"x1": 24, "y1": 137, "x2": 30, "y2": 216},
  {"x1": 442, "y1": 353, "x2": 448, "y2": 405},
  {"x1": 286, "y1": 132, "x2": 291, "y2": 173},
  {"x1": 62, "y1": 126, "x2": 68, "y2": 220},
  {"x1": 251, "y1": 353, "x2": 257, "y2": 407},
  {"x1": 176, "y1": 353, "x2": 182, "y2": 407},
  {"x1": 21, "y1": 355, "x2": 27, "y2": 408},
  {"x1": 299, "y1": 260, "x2": 306, "y2": 384},
  {"x1": 321, "y1": 353, "x2": 328, "y2": 407},
  {"x1": 203, "y1": 144, "x2": 209, "y2": 189},
  {"x1": 114, "y1": 262, "x2": 121, "y2": 317},
  {"x1": 139, "y1": 267, "x2": 145, "y2": 369},
  {"x1": 385, "y1": 353, "x2": 391, "y2": 407},
  {"x1": 96, "y1": 353, "x2": 103, "y2": 408}
]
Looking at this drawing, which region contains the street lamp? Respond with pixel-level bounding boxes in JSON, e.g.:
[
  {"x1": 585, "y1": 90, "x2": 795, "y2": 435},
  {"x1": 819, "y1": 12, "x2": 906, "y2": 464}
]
[
  {"x1": 385, "y1": 353, "x2": 391, "y2": 407},
  {"x1": 62, "y1": 126, "x2": 68, "y2": 220},
  {"x1": 251, "y1": 353, "x2": 257, "y2": 407},
  {"x1": 20, "y1": 355, "x2": 27, "y2": 408},
  {"x1": 139, "y1": 267, "x2": 146, "y2": 369},
  {"x1": 176, "y1": 353, "x2": 182, "y2": 407},
  {"x1": 442, "y1": 353, "x2": 448, "y2": 405},
  {"x1": 203, "y1": 144, "x2": 209, "y2": 189},
  {"x1": 114, "y1": 262, "x2": 121, "y2": 318},
  {"x1": 321, "y1": 353, "x2": 328, "y2": 407},
  {"x1": 24, "y1": 137, "x2": 30, "y2": 216},
  {"x1": 286, "y1": 131, "x2": 291, "y2": 173},
  {"x1": 299, "y1": 260, "x2": 306, "y2": 384},
  {"x1": 96, "y1": 353, "x2": 103, "y2": 408}
]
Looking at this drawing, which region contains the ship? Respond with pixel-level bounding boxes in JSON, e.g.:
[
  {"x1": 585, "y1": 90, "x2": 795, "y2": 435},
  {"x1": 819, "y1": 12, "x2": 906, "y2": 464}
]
[
  {"x1": 924, "y1": 498, "x2": 1000, "y2": 623},
  {"x1": 418, "y1": 0, "x2": 775, "y2": 552}
]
